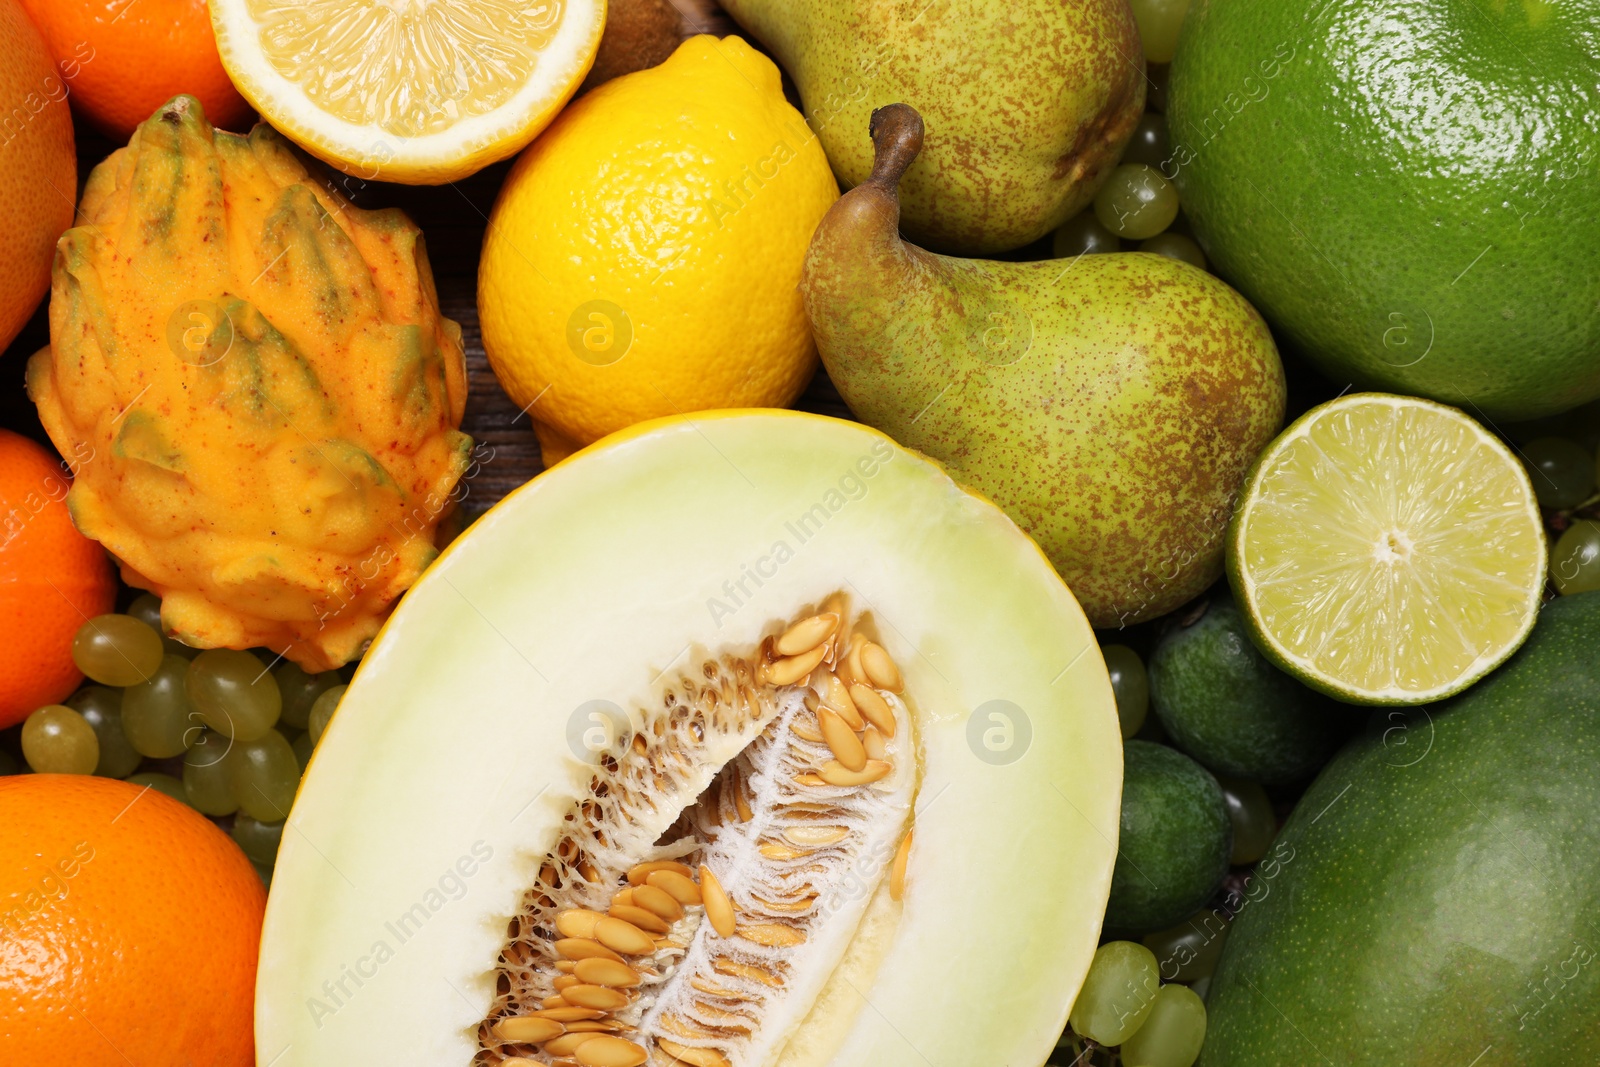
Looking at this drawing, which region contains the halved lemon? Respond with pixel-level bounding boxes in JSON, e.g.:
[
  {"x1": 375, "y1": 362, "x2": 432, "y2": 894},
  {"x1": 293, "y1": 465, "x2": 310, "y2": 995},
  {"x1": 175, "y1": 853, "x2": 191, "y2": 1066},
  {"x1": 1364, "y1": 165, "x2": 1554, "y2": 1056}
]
[
  {"x1": 1228, "y1": 393, "x2": 1546, "y2": 705},
  {"x1": 210, "y1": 0, "x2": 606, "y2": 183}
]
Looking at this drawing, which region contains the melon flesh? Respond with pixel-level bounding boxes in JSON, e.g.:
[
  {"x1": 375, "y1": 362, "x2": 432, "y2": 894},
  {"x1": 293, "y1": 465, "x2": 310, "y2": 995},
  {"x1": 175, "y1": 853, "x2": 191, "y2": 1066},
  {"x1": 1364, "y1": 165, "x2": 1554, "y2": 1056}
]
[{"x1": 256, "y1": 411, "x2": 1121, "y2": 1066}]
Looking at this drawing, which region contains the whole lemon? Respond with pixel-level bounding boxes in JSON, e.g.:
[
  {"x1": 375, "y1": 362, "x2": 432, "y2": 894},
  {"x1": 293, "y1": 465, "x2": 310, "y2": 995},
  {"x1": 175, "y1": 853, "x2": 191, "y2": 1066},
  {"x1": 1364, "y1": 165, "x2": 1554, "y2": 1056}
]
[{"x1": 479, "y1": 35, "x2": 839, "y2": 466}]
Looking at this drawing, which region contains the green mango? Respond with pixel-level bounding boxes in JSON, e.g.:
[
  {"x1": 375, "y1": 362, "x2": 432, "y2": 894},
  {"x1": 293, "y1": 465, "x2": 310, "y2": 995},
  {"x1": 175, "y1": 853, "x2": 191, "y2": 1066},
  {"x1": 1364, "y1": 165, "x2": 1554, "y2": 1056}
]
[{"x1": 1203, "y1": 592, "x2": 1600, "y2": 1066}]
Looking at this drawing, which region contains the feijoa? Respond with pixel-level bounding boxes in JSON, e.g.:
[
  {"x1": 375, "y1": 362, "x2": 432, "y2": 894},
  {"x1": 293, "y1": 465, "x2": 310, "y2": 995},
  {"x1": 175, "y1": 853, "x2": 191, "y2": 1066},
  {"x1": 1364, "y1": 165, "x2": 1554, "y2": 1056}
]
[
  {"x1": 1148, "y1": 596, "x2": 1344, "y2": 784},
  {"x1": 1108, "y1": 741, "x2": 1231, "y2": 932}
]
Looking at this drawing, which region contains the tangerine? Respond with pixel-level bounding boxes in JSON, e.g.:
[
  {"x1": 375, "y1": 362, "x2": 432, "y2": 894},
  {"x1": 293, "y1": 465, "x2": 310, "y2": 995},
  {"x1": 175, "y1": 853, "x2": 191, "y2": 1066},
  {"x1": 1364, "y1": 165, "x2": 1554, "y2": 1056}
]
[
  {"x1": 0, "y1": 0, "x2": 75, "y2": 351},
  {"x1": 0, "y1": 428, "x2": 114, "y2": 728},
  {"x1": 0, "y1": 774, "x2": 264, "y2": 1063},
  {"x1": 17, "y1": 0, "x2": 253, "y2": 139}
]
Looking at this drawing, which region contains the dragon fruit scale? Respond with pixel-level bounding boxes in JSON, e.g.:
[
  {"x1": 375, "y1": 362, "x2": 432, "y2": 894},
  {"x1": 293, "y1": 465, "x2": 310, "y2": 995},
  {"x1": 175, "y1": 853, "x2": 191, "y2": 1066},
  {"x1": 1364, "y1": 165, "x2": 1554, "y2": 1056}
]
[{"x1": 27, "y1": 96, "x2": 472, "y2": 671}]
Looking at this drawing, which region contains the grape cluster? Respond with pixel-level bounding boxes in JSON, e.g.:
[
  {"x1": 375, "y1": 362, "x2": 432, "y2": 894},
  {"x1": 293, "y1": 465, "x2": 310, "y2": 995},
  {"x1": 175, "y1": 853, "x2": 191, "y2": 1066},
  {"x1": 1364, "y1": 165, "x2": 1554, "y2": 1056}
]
[{"x1": 7, "y1": 594, "x2": 349, "y2": 884}]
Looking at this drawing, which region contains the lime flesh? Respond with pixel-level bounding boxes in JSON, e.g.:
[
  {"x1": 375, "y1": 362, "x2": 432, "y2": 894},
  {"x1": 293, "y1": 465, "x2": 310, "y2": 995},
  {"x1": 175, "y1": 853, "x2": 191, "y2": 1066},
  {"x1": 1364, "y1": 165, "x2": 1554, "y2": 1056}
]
[{"x1": 1229, "y1": 394, "x2": 1545, "y2": 704}]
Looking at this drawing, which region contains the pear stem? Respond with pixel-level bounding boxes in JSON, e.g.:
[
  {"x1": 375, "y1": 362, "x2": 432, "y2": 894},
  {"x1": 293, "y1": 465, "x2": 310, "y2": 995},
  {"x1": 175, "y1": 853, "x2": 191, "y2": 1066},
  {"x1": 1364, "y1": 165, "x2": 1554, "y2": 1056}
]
[{"x1": 865, "y1": 104, "x2": 925, "y2": 191}]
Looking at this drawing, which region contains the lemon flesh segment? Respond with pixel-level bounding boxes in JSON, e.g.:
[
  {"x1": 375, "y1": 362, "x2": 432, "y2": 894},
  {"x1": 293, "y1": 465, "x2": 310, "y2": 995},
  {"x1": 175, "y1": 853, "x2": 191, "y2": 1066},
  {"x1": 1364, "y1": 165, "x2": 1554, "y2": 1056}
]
[
  {"x1": 1233, "y1": 394, "x2": 1545, "y2": 704},
  {"x1": 213, "y1": 0, "x2": 603, "y2": 183}
]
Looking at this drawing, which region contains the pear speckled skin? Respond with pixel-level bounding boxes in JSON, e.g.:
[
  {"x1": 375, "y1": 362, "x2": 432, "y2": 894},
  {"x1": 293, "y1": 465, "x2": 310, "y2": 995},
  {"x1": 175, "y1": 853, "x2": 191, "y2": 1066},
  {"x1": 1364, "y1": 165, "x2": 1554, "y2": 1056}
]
[
  {"x1": 27, "y1": 97, "x2": 471, "y2": 671},
  {"x1": 720, "y1": 0, "x2": 1145, "y2": 256},
  {"x1": 803, "y1": 106, "x2": 1285, "y2": 627}
]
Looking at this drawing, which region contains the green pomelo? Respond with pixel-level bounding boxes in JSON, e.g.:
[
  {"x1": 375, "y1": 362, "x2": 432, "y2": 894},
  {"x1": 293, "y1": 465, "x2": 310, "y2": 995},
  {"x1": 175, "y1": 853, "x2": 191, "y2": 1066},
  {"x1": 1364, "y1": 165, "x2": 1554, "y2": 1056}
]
[
  {"x1": 1202, "y1": 591, "x2": 1600, "y2": 1066},
  {"x1": 1148, "y1": 596, "x2": 1344, "y2": 785},
  {"x1": 1109, "y1": 740, "x2": 1231, "y2": 933},
  {"x1": 1168, "y1": 0, "x2": 1600, "y2": 419}
]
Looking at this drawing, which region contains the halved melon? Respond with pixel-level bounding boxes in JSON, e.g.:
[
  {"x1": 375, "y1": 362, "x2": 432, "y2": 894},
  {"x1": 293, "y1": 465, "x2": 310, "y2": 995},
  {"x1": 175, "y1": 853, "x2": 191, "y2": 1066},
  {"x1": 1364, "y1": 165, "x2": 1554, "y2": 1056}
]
[{"x1": 257, "y1": 411, "x2": 1121, "y2": 1067}]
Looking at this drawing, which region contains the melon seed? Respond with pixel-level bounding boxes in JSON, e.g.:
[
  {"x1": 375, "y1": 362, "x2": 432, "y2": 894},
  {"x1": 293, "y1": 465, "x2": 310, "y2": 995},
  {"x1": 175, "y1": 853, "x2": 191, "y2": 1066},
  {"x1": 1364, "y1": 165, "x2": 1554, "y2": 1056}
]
[
  {"x1": 626, "y1": 860, "x2": 693, "y2": 886},
  {"x1": 545, "y1": 1033, "x2": 600, "y2": 1056},
  {"x1": 714, "y1": 957, "x2": 784, "y2": 986},
  {"x1": 562, "y1": 984, "x2": 631, "y2": 1010},
  {"x1": 848, "y1": 683, "x2": 896, "y2": 737},
  {"x1": 493, "y1": 1016, "x2": 566, "y2": 1043},
  {"x1": 573, "y1": 1035, "x2": 648, "y2": 1067},
  {"x1": 595, "y1": 916, "x2": 657, "y2": 955},
  {"x1": 631, "y1": 883, "x2": 685, "y2": 922},
  {"x1": 785, "y1": 824, "x2": 850, "y2": 846},
  {"x1": 556, "y1": 909, "x2": 608, "y2": 940},
  {"x1": 817, "y1": 706, "x2": 867, "y2": 771},
  {"x1": 607, "y1": 903, "x2": 670, "y2": 935},
  {"x1": 532, "y1": 1006, "x2": 607, "y2": 1022},
  {"x1": 860, "y1": 641, "x2": 903, "y2": 692},
  {"x1": 645, "y1": 869, "x2": 702, "y2": 905},
  {"x1": 818, "y1": 759, "x2": 891, "y2": 786},
  {"x1": 862, "y1": 725, "x2": 887, "y2": 760},
  {"x1": 699, "y1": 865, "x2": 736, "y2": 937},
  {"x1": 555, "y1": 938, "x2": 626, "y2": 964},
  {"x1": 776, "y1": 613, "x2": 838, "y2": 656},
  {"x1": 737, "y1": 922, "x2": 806, "y2": 947},
  {"x1": 765, "y1": 643, "x2": 828, "y2": 686},
  {"x1": 554, "y1": 975, "x2": 582, "y2": 991},
  {"x1": 542, "y1": 994, "x2": 570, "y2": 1009},
  {"x1": 567, "y1": 1020, "x2": 626, "y2": 1032},
  {"x1": 613, "y1": 888, "x2": 634, "y2": 906},
  {"x1": 816, "y1": 671, "x2": 864, "y2": 729},
  {"x1": 574, "y1": 958, "x2": 642, "y2": 988},
  {"x1": 891, "y1": 829, "x2": 912, "y2": 902},
  {"x1": 657, "y1": 1038, "x2": 732, "y2": 1067}
]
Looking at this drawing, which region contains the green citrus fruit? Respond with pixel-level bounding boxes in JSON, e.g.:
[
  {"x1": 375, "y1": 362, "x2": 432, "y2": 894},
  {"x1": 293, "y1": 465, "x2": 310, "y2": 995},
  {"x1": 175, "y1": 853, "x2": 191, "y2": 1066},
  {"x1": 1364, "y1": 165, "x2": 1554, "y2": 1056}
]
[{"x1": 1168, "y1": 0, "x2": 1600, "y2": 420}]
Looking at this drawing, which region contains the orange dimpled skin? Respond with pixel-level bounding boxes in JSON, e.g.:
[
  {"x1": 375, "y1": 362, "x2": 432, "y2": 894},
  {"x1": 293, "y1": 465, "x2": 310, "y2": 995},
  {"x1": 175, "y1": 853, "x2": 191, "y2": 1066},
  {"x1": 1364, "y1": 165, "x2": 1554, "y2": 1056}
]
[
  {"x1": 0, "y1": 0, "x2": 76, "y2": 353},
  {"x1": 0, "y1": 775, "x2": 265, "y2": 1065},
  {"x1": 0, "y1": 429, "x2": 113, "y2": 728},
  {"x1": 17, "y1": 0, "x2": 253, "y2": 139}
]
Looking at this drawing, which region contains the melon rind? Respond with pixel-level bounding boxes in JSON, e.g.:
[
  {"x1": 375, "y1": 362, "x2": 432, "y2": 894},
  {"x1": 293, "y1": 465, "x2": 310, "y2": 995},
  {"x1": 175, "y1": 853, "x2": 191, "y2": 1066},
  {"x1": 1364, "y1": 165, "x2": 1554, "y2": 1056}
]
[{"x1": 256, "y1": 410, "x2": 1121, "y2": 1066}]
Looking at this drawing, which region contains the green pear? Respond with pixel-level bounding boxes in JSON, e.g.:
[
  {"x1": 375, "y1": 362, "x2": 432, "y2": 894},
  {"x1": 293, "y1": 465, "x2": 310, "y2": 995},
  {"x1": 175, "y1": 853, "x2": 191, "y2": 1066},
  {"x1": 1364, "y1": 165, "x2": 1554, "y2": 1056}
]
[
  {"x1": 719, "y1": 0, "x2": 1146, "y2": 255},
  {"x1": 802, "y1": 105, "x2": 1286, "y2": 627}
]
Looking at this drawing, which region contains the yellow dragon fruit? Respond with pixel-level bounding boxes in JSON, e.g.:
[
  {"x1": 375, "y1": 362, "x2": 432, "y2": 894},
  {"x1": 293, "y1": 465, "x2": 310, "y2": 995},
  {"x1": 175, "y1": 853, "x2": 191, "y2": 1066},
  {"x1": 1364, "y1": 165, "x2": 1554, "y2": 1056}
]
[{"x1": 28, "y1": 96, "x2": 471, "y2": 671}]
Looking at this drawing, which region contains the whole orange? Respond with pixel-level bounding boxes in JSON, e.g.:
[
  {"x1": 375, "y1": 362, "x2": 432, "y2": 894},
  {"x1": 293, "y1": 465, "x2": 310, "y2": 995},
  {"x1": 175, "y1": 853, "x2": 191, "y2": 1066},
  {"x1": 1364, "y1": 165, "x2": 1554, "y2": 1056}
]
[
  {"x1": 0, "y1": 775, "x2": 264, "y2": 1065},
  {"x1": 0, "y1": 0, "x2": 75, "y2": 352},
  {"x1": 17, "y1": 0, "x2": 252, "y2": 139},
  {"x1": 0, "y1": 428, "x2": 114, "y2": 728}
]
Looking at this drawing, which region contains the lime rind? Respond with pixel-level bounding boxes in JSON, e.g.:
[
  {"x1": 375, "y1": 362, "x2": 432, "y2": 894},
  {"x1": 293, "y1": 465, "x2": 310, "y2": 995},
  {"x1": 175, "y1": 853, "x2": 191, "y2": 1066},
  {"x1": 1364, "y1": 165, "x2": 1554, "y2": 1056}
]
[{"x1": 1227, "y1": 393, "x2": 1545, "y2": 705}]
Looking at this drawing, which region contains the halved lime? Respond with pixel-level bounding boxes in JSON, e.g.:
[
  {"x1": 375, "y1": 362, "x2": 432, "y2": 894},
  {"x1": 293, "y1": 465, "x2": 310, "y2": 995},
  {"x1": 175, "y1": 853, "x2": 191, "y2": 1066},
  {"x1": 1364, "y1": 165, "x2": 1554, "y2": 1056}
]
[{"x1": 1228, "y1": 394, "x2": 1545, "y2": 705}]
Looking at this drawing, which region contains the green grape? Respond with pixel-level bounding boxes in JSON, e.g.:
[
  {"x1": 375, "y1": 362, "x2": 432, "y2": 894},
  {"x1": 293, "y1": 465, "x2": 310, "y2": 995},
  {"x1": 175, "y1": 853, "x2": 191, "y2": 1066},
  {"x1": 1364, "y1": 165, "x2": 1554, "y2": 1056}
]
[
  {"x1": 22, "y1": 704, "x2": 100, "y2": 775},
  {"x1": 1523, "y1": 437, "x2": 1595, "y2": 510},
  {"x1": 1129, "y1": 0, "x2": 1194, "y2": 64},
  {"x1": 126, "y1": 593, "x2": 194, "y2": 657},
  {"x1": 275, "y1": 662, "x2": 342, "y2": 730},
  {"x1": 186, "y1": 649, "x2": 282, "y2": 741},
  {"x1": 232, "y1": 814, "x2": 286, "y2": 867},
  {"x1": 1143, "y1": 909, "x2": 1230, "y2": 983},
  {"x1": 1122, "y1": 112, "x2": 1171, "y2": 169},
  {"x1": 67, "y1": 686, "x2": 142, "y2": 779},
  {"x1": 0, "y1": 749, "x2": 17, "y2": 775},
  {"x1": 71, "y1": 614, "x2": 164, "y2": 687},
  {"x1": 291, "y1": 729, "x2": 315, "y2": 773},
  {"x1": 228, "y1": 730, "x2": 300, "y2": 822},
  {"x1": 1069, "y1": 940, "x2": 1160, "y2": 1045},
  {"x1": 1102, "y1": 645, "x2": 1150, "y2": 740},
  {"x1": 124, "y1": 771, "x2": 186, "y2": 803},
  {"x1": 1120, "y1": 983, "x2": 1207, "y2": 1067},
  {"x1": 1094, "y1": 164, "x2": 1180, "y2": 240},
  {"x1": 308, "y1": 684, "x2": 347, "y2": 745},
  {"x1": 1139, "y1": 232, "x2": 1207, "y2": 271},
  {"x1": 1218, "y1": 776, "x2": 1276, "y2": 865},
  {"x1": 1551, "y1": 520, "x2": 1600, "y2": 595},
  {"x1": 183, "y1": 731, "x2": 239, "y2": 815},
  {"x1": 1146, "y1": 64, "x2": 1170, "y2": 113},
  {"x1": 1053, "y1": 210, "x2": 1121, "y2": 258},
  {"x1": 122, "y1": 654, "x2": 202, "y2": 758}
]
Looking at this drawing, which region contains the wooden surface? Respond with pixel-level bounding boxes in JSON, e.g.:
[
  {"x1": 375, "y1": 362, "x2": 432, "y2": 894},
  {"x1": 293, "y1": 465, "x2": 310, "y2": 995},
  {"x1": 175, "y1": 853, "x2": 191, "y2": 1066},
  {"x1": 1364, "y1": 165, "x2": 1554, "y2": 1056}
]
[{"x1": 0, "y1": 0, "x2": 853, "y2": 523}]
